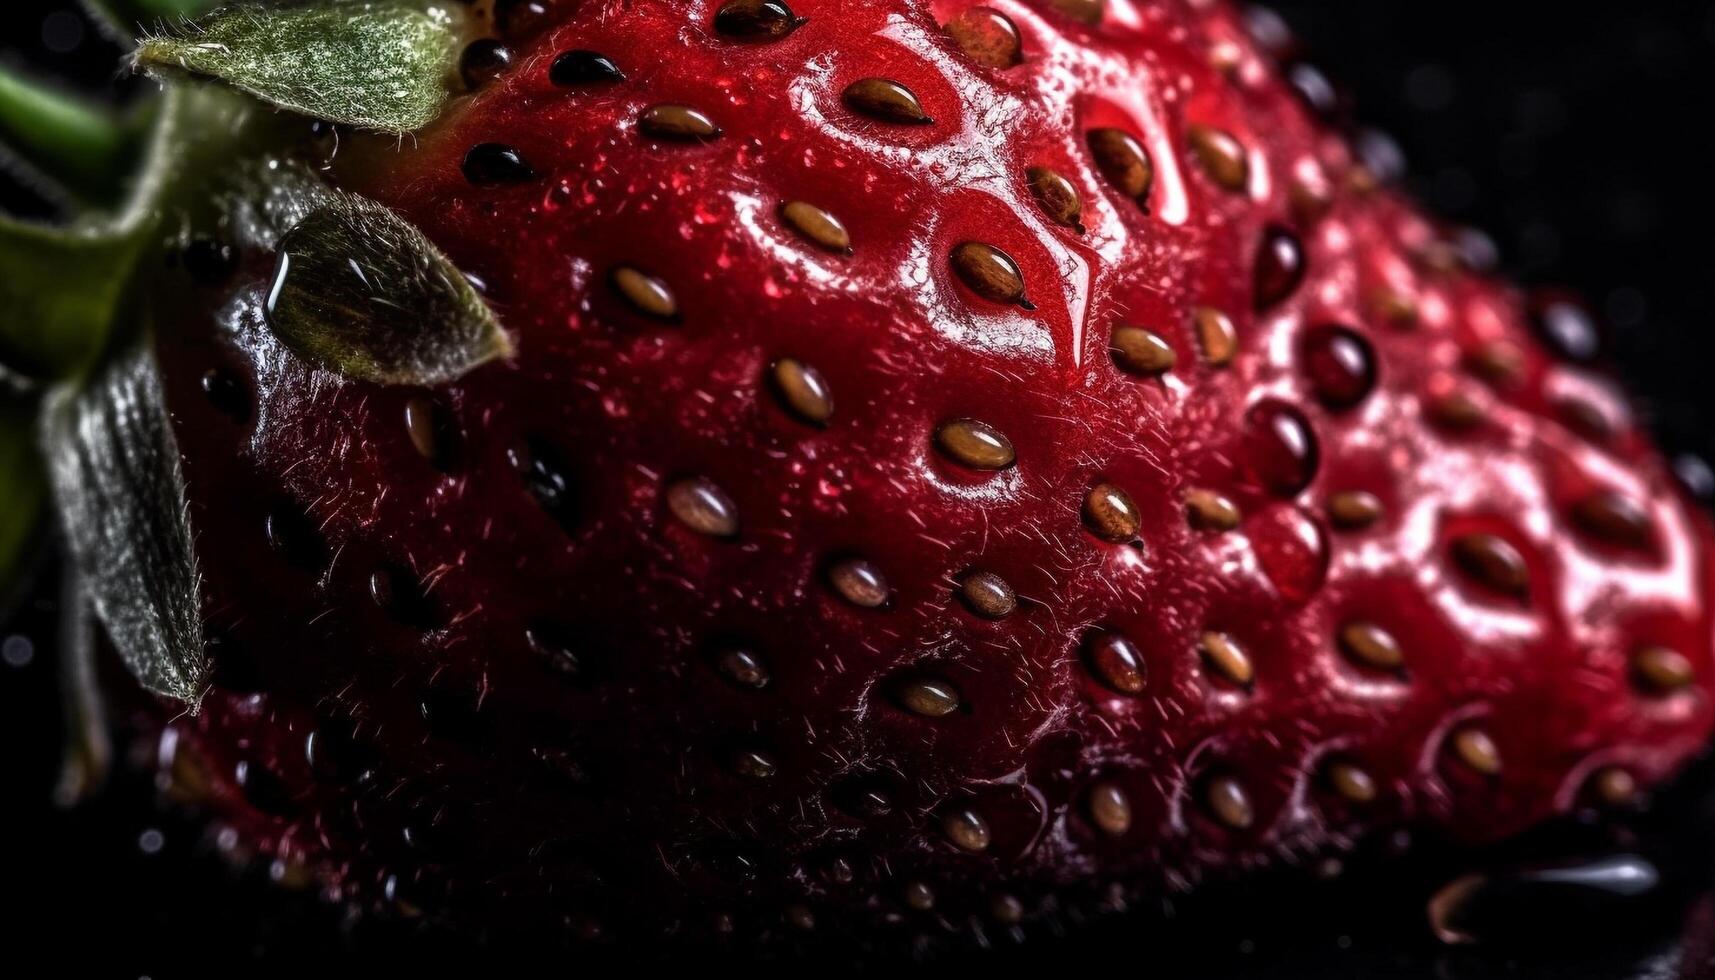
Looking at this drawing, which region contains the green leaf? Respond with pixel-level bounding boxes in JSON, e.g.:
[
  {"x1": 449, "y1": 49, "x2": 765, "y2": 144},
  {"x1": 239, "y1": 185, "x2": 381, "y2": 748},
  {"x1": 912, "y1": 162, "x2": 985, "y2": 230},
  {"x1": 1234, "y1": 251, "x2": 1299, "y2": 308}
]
[
  {"x1": 265, "y1": 191, "x2": 512, "y2": 385},
  {"x1": 0, "y1": 392, "x2": 46, "y2": 607},
  {"x1": 0, "y1": 65, "x2": 144, "y2": 205},
  {"x1": 135, "y1": 1, "x2": 467, "y2": 133},
  {"x1": 44, "y1": 344, "x2": 207, "y2": 705}
]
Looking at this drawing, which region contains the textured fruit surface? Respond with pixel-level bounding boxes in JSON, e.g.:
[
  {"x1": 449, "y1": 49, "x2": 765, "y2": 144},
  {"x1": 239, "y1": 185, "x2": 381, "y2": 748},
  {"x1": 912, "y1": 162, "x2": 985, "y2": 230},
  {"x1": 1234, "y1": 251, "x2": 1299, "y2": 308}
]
[{"x1": 142, "y1": 0, "x2": 1715, "y2": 950}]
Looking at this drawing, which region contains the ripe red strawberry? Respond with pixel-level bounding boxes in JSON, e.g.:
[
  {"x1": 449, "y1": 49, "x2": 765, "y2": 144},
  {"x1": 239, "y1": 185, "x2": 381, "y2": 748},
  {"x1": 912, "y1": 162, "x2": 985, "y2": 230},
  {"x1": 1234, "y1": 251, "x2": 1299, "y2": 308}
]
[{"x1": 5, "y1": 0, "x2": 1715, "y2": 955}]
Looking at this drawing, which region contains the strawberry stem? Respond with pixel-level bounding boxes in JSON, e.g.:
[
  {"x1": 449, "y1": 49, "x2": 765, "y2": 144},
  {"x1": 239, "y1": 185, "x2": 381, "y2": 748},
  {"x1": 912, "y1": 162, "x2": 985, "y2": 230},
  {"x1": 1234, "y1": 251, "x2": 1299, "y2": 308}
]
[{"x1": 0, "y1": 65, "x2": 141, "y2": 204}]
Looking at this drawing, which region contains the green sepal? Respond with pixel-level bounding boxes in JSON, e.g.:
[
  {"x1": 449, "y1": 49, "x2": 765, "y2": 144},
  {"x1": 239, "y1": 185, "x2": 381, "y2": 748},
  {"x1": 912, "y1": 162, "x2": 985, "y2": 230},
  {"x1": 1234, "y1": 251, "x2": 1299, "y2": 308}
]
[
  {"x1": 135, "y1": 1, "x2": 468, "y2": 134},
  {"x1": 0, "y1": 66, "x2": 145, "y2": 206},
  {"x1": 0, "y1": 390, "x2": 46, "y2": 607}
]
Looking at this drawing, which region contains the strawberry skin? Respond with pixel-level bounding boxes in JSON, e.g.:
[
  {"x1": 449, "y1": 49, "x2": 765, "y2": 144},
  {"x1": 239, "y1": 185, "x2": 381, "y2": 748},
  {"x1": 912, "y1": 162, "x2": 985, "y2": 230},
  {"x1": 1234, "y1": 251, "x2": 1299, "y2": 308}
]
[{"x1": 135, "y1": 0, "x2": 1715, "y2": 949}]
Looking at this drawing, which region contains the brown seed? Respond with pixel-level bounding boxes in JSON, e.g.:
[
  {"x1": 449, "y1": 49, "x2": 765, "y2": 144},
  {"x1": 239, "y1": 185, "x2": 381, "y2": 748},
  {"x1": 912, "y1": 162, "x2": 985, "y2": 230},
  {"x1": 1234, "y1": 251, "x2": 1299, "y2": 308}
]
[
  {"x1": 1372, "y1": 288, "x2": 1419, "y2": 328},
  {"x1": 842, "y1": 77, "x2": 933, "y2": 124},
  {"x1": 828, "y1": 557, "x2": 890, "y2": 608},
  {"x1": 1203, "y1": 773, "x2": 1254, "y2": 830},
  {"x1": 713, "y1": 0, "x2": 803, "y2": 40},
  {"x1": 1593, "y1": 766, "x2": 1638, "y2": 807},
  {"x1": 942, "y1": 806, "x2": 992, "y2": 852},
  {"x1": 1428, "y1": 387, "x2": 1486, "y2": 430},
  {"x1": 894, "y1": 676, "x2": 963, "y2": 718},
  {"x1": 1085, "y1": 630, "x2": 1146, "y2": 695},
  {"x1": 1083, "y1": 482, "x2": 1141, "y2": 542},
  {"x1": 403, "y1": 396, "x2": 454, "y2": 469},
  {"x1": 1198, "y1": 631, "x2": 1253, "y2": 686},
  {"x1": 1326, "y1": 761, "x2": 1378, "y2": 804},
  {"x1": 784, "y1": 904, "x2": 815, "y2": 930},
  {"x1": 1632, "y1": 645, "x2": 1695, "y2": 694},
  {"x1": 1557, "y1": 398, "x2": 1613, "y2": 444},
  {"x1": 1049, "y1": 0, "x2": 1104, "y2": 25},
  {"x1": 1185, "y1": 488, "x2": 1241, "y2": 531},
  {"x1": 730, "y1": 748, "x2": 778, "y2": 780},
  {"x1": 935, "y1": 418, "x2": 1017, "y2": 470},
  {"x1": 768, "y1": 357, "x2": 834, "y2": 425},
  {"x1": 638, "y1": 104, "x2": 722, "y2": 140},
  {"x1": 1451, "y1": 533, "x2": 1529, "y2": 597},
  {"x1": 1338, "y1": 621, "x2": 1404, "y2": 672},
  {"x1": 1327, "y1": 490, "x2": 1383, "y2": 529},
  {"x1": 716, "y1": 647, "x2": 770, "y2": 690},
  {"x1": 665, "y1": 476, "x2": 739, "y2": 537},
  {"x1": 1088, "y1": 128, "x2": 1153, "y2": 201},
  {"x1": 950, "y1": 242, "x2": 1033, "y2": 309},
  {"x1": 1449, "y1": 726, "x2": 1502, "y2": 776},
  {"x1": 944, "y1": 6, "x2": 1023, "y2": 69},
  {"x1": 959, "y1": 571, "x2": 1017, "y2": 619},
  {"x1": 1110, "y1": 326, "x2": 1177, "y2": 375},
  {"x1": 1193, "y1": 307, "x2": 1238, "y2": 366},
  {"x1": 990, "y1": 893, "x2": 1025, "y2": 924},
  {"x1": 1087, "y1": 781, "x2": 1133, "y2": 836},
  {"x1": 1187, "y1": 124, "x2": 1249, "y2": 191},
  {"x1": 1470, "y1": 340, "x2": 1526, "y2": 386},
  {"x1": 780, "y1": 201, "x2": 851, "y2": 253},
  {"x1": 1571, "y1": 491, "x2": 1653, "y2": 550},
  {"x1": 610, "y1": 266, "x2": 678, "y2": 319},
  {"x1": 1026, "y1": 166, "x2": 1083, "y2": 231},
  {"x1": 903, "y1": 881, "x2": 936, "y2": 911}
]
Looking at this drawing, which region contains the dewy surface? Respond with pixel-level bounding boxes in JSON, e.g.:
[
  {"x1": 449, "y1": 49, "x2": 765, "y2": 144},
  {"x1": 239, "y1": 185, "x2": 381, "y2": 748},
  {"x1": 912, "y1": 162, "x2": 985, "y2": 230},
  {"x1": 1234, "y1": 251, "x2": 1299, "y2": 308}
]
[{"x1": 129, "y1": 0, "x2": 1715, "y2": 949}]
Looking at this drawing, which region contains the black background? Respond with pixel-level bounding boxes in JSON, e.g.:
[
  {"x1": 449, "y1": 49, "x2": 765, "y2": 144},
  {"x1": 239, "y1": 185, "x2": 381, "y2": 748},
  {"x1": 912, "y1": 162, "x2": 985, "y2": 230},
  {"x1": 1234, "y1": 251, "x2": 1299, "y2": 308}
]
[{"x1": 7, "y1": 1, "x2": 1715, "y2": 976}]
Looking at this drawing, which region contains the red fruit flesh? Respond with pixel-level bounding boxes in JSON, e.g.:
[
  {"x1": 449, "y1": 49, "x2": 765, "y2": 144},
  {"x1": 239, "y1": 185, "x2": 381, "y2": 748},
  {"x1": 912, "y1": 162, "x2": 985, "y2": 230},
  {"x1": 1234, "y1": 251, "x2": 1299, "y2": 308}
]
[{"x1": 142, "y1": 0, "x2": 1715, "y2": 948}]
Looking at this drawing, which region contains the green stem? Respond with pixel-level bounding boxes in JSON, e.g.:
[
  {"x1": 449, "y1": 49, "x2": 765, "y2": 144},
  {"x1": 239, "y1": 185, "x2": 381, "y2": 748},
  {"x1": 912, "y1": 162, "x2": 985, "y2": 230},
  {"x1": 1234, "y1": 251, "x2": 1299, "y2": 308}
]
[{"x1": 0, "y1": 65, "x2": 139, "y2": 204}]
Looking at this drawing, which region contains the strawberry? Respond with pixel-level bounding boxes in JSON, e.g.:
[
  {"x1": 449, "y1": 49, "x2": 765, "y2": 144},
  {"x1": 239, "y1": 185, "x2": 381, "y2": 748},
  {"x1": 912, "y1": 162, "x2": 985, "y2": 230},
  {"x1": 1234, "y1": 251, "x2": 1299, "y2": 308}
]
[{"x1": 3, "y1": 0, "x2": 1714, "y2": 955}]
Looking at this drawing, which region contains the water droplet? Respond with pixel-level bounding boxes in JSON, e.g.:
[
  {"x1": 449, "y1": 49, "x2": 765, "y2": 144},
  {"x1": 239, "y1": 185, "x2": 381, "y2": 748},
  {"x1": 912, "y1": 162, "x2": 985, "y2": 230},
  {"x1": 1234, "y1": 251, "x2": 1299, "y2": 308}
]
[
  {"x1": 462, "y1": 143, "x2": 535, "y2": 186},
  {"x1": 842, "y1": 77, "x2": 933, "y2": 124},
  {"x1": 1253, "y1": 226, "x2": 1306, "y2": 310},
  {"x1": 403, "y1": 395, "x2": 457, "y2": 470},
  {"x1": 715, "y1": 647, "x2": 770, "y2": 690},
  {"x1": 1570, "y1": 491, "x2": 1653, "y2": 551},
  {"x1": 828, "y1": 557, "x2": 890, "y2": 608},
  {"x1": 768, "y1": 357, "x2": 834, "y2": 425},
  {"x1": 1084, "y1": 630, "x2": 1146, "y2": 695},
  {"x1": 1202, "y1": 773, "x2": 1254, "y2": 830},
  {"x1": 941, "y1": 806, "x2": 992, "y2": 852},
  {"x1": 959, "y1": 570, "x2": 1017, "y2": 619},
  {"x1": 1198, "y1": 631, "x2": 1254, "y2": 686},
  {"x1": 1194, "y1": 307, "x2": 1238, "y2": 366},
  {"x1": 510, "y1": 437, "x2": 578, "y2": 531},
  {"x1": 460, "y1": 39, "x2": 513, "y2": 89},
  {"x1": 550, "y1": 49, "x2": 624, "y2": 86},
  {"x1": 234, "y1": 759, "x2": 295, "y2": 816},
  {"x1": 200, "y1": 367, "x2": 250, "y2": 421},
  {"x1": 610, "y1": 265, "x2": 678, "y2": 319},
  {"x1": 1632, "y1": 645, "x2": 1694, "y2": 694},
  {"x1": 892, "y1": 675, "x2": 963, "y2": 717},
  {"x1": 265, "y1": 503, "x2": 325, "y2": 569},
  {"x1": 935, "y1": 417, "x2": 1017, "y2": 470},
  {"x1": 1109, "y1": 326, "x2": 1177, "y2": 375},
  {"x1": 1088, "y1": 128, "x2": 1153, "y2": 201},
  {"x1": 780, "y1": 201, "x2": 851, "y2": 253},
  {"x1": 714, "y1": 0, "x2": 804, "y2": 40},
  {"x1": 1326, "y1": 760, "x2": 1378, "y2": 804},
  {"x1": 1185, "y1": 488, "x2": 1241, "y2": 531},
  {"x1": 1242, "y1": 400, "x2": 1318, "y2": 496},
  {"x1": 1252, "y1": 503, "x2": 1329, "y2": 604},
  {"x1": 1082, "y1": 482, "x2": 1141, "y2": 542},
  {"x1": 666, "y1": 476, "x2": 740, "y2": 538},
  {"x1": 639, "y1": 104, "x2": 722, "y2": 141},
  {"x1": 1300, "y1": 324, "x2": 1377, "y2": 410},
  {"x1": 1026, "y1": 165, "x2": 1083, "y2": 231},
  {"x1": 370, "y1": 564, "x2": 438, "y2": 628},
  {"x1": 950, "y1": 241, "x2": 1033, "y2": 308},
  {"x1": 1187, "y1": 124, "x2": 1249, "y2": 191},
  {"x1": 1328, "y1": 490, "x2": 1383, "y2": 529},
  {"x1": 1087, "y1": 781, "x2": 1132, "y2": 836},
  {"x1": 1338, "y1": 621, "x2": 1405, "y2": 672},
  {"x1": 1451, "y1": 533, "x2": 1529, "y2": 597},
  {"x1": 1449, "y1": 725, "x2": 1502, "y2": 776},
  {"x1": 944, "y1": 7, "x2": 1023, "y2": 69}
]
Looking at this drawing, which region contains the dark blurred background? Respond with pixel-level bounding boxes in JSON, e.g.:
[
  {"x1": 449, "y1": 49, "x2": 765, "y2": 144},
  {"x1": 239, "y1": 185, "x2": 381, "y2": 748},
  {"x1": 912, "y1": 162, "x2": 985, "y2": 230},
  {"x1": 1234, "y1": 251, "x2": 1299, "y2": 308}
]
[{"x1": 6, "y1": 1, "x2": 1715, "y2": 976}]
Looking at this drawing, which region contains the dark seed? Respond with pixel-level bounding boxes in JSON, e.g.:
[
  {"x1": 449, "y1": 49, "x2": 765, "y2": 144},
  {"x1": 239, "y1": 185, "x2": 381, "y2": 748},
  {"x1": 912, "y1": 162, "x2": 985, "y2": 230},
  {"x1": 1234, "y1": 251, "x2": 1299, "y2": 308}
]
[
  {"x1": 828, "y1": 557, "x2": 890, "y2": 608},
  {"x1": 944, "y1": 6, "x2": 1023, "y2": 68},
  {"x1": 1084, "y1": 630, "x2": 1145, "y2": 695},
  {"x1": 550, "y1": 49, "x2": 624, "y2": 86},
  {"x1": 1087, "y1": 781, "x2": 1132, "y2": 836},
  {"x1": 1451, "y1": 533, "x2": 1529, "y2": 597},
  {"x1": 1254, "y1": 226, "x2": 1306, "y2": 310},
  {"x1": 1194, "y1": 307, "x2": 1238, "y2": 366},
  {"x1": 842, "y1": 77, "x2": 933, "y2": 124},
  {"x1": 959, "y1": 570, "x2": 1017, "y2": 619},
  {"x1": 1026, "y1": 166, "x2": 1083, "y2": 231},
  {"x1": 403, "y1": 396, "x2": 457, "y2": 470},
  {"x1": 1187, "y1": 124, "x2": 1249, "y2": 191},
  {"x1": 665, "y1": 476, "x2": 739, "y2": 538},
  {"x1": 610, "y1": 266, "x2": 678, "y2": 319},
  {"x1": 1242, "y1": 399, "x2": 1318, "y2": 496},
  {"x1": 715, "y1": 647, "x2": 770, "y2": 690},
  {"x1": 1570, "y1": 491, "x2": 1653, "y2": 551},
  {"x1": 780, "y1": 201, "x2": 851, "y2": 253},
  {"x1": 941, "y1": 806, "x2": 991, "y2": 852},
  {"x1": 462, "y1": 143, "x2": 535, "y2": 186},
  {"x1": 768, "y1": 357, "x2": 833, "y2": 425},
  {"x1": 1632, "y1": 645, "x2": 1695, "y2": 694},
  {"x1": 1088, "y1": 128, "x2": 1153, "y2": 201},
  {"x1": 265, "y1": 504, "x2": 325, "y2": 569},
  {"x1": 893, "y1": 675, "x2": 963, "y2": 718},
  {"x1": 200, "y1": 367, "x2": 250, "y2": 421},
  {"x1": 1300, "y1": 324, "x2": 1377, "y2": 410},
  {"x1": 950, "y1": 242, "x2": 1032, "y2": 308},
  {"x1": 1338, "y1": 621, "x2": 1404, "y2": 672},
  {"x1": 935, "y1": 418, "x2": 1016, "y2": 470},
  {"x1": 714, "y1": 0, "x2": 803, "y2": 40},
  {"x1": 460, "y1": 39, "x2": 513, "y2": 89},
  {"x1": 1110, "y1": 326, "x2": 1176, "y2": 375},
  {"x1": 639, "y1": 104, "x2": 721, "y2": 140},
  {"x1": 1083, "y1": 482, "x2": 1140, "y2": 542},
  {"x1": 1203, "y1": 773, "x2": 1254, "y2": 830},
  {"x1": 510, "y1": 437, "x2": 578, "y2": 531}
]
